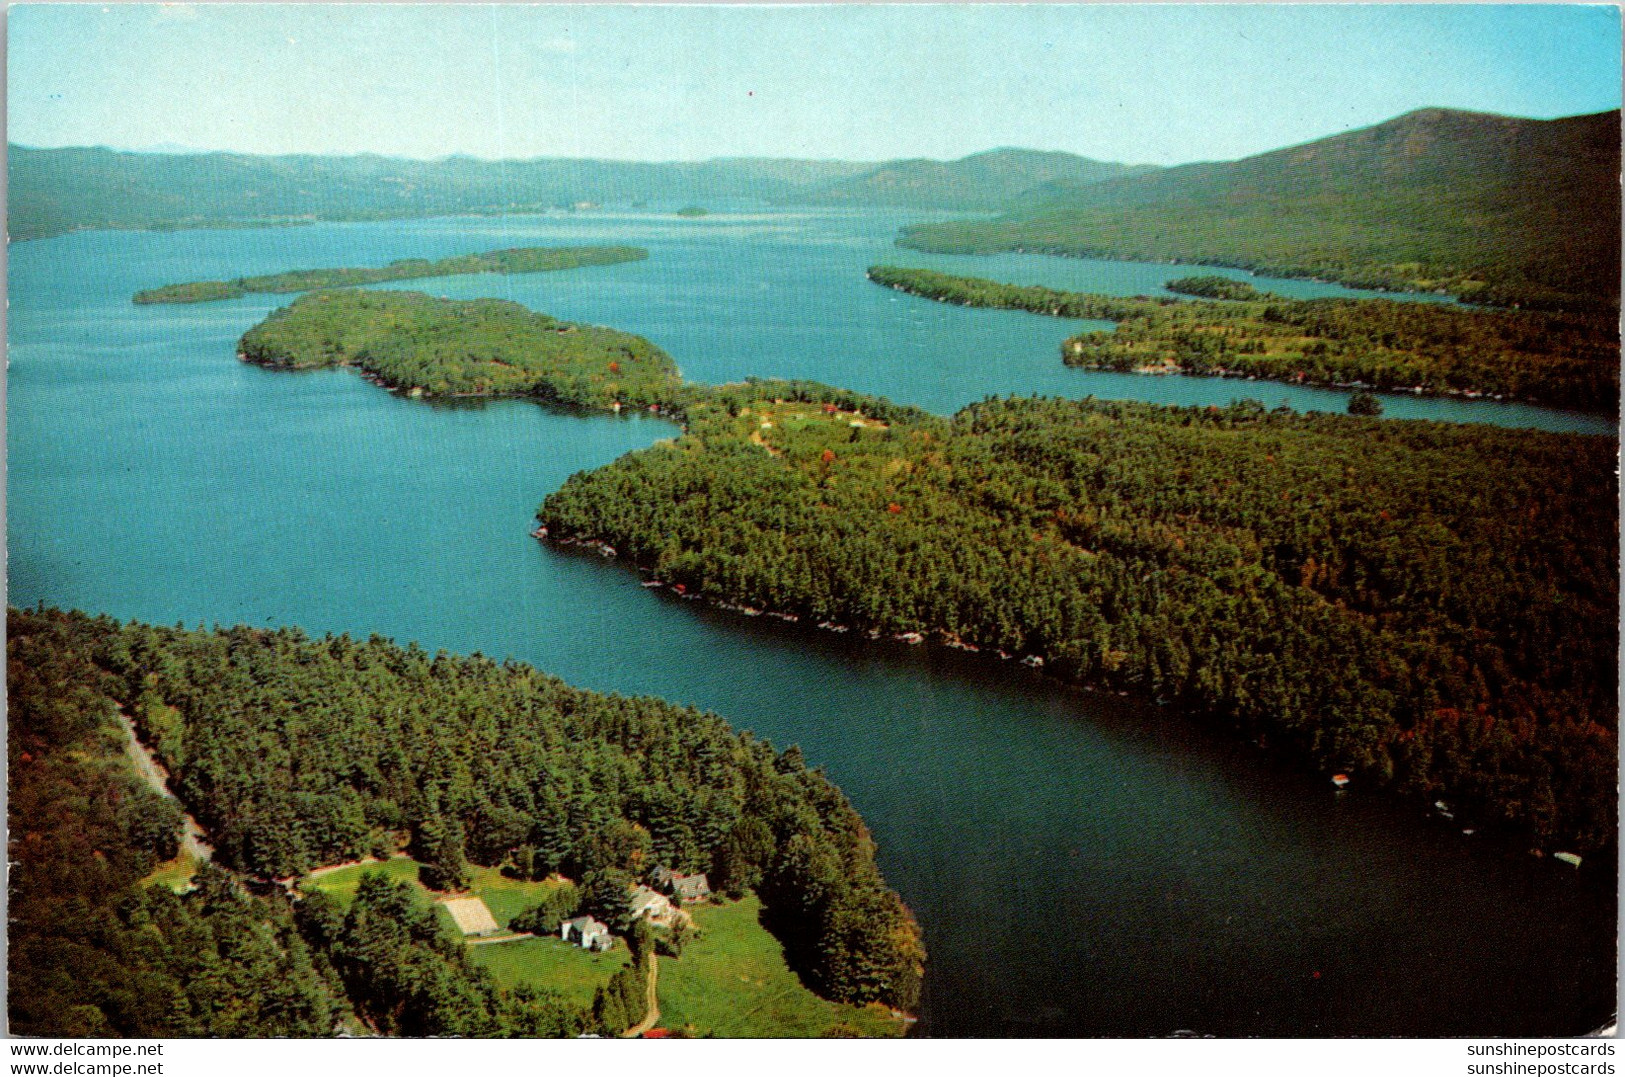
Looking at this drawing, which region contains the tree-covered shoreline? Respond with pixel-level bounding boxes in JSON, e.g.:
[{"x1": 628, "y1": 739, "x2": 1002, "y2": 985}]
[
  {"x1": 896, "y1": 109, "x2": 1621, "y2": 313},
  {"x1": 133, "y1": 245, "x2": 648, "y2": 304},
  {"x1": 7, "y1": 606, "x2": 924, "y2": 1036},
  {"x1": 238, "y1": 289, "x2": 690, "y2": 411},
  {"x1": 539, "y1": 390, "x2": 1618, "y2": 853},
  {"x1": 867, "y1": 265, "x2": 1620, "y2": 413},
  {"x1": 232, "y1": 285, "x2": 1620, "y2": 855}
]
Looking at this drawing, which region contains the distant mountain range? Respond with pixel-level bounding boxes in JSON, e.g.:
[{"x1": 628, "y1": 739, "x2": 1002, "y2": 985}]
[
  {"x1": 5, "y1": 144, "x2": 1144, "y2": 241},
  {"x1": 900, "y1": 108, "x2": 1622, "y2": 310},
  {"x1": 12, "y1": 107, "x2": 1618, "y2": 310},
  {"x1": 800, "y1": 149, "x2": 1155, "y2": 210}
]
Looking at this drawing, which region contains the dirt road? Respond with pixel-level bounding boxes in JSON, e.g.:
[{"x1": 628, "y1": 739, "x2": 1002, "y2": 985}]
[
  {"x1": 623, "y1": 955, "x2": 660, "y2": 1038},
  {"x1": 118, "y1": 710, "x2": 213, "y2": 863}
]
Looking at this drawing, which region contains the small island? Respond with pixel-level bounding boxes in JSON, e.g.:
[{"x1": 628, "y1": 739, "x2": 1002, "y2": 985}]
[
  {"x1": 1164, "y1": 274, "x2": 1272, "y2": 301},
  {"x1": 133, "y1": 244, "x2": 648, "y2": 304},
  {"x1": 238, "y1": 289, "x2": 687, "y2": 412},
  {"x1": 866, "y1": 265, "x2": 1619, "y2": 412}
]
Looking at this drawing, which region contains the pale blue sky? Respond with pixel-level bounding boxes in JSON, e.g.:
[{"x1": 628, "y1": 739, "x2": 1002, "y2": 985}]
[{"x1": 8, "y1": 4, "x2": 1621, "y2": 165}]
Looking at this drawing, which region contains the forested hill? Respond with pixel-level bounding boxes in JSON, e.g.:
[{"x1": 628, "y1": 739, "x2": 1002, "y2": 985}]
[
  {"x1": 9, "y1": 143, "x2": 1150, "y2": 239},
  {"x1": 800, "y1": 148, "x2": 1155, "y2": 210},
  {"x1": 866, "y1": 265, "x2": 1622, "y2": 413},
  {"x1": 133, "y1": 245, "x2": 647, "y2": 304},
  {"x1": 5, "y1": 146, "x2": 874, "y2": 240},
  {"x1": 539, "y1": 391, "x2": 1619, "y2": 853},
  {"x1": 8, "y1": 607, "x2": 924, "y2": 1035},
  {"x1": 899, "y1": 108, "x2": 1623, "y2": 311}
]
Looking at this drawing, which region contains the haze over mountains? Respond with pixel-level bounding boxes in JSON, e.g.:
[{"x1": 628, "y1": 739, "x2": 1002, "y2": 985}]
[
  {"x1": 10, "y1": 106, "x2": 1619, "y2": 309},
  {"x1": 5, "y1": 144, "x2": 1144, "y2": 241}
]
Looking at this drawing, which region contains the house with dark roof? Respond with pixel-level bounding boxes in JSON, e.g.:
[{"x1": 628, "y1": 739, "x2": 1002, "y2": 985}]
[
  {"x1": 669, "y1": 872, "x2": 711, "y2": 904},
  {"x1": 629, "y1": 885, "x2": 675, "y2": 924}
]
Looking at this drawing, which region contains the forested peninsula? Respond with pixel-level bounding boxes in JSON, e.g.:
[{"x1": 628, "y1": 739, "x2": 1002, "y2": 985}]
[
  {"x1": 238, "y1": 289, "x2": 688, "y2": 410},
  {"x1": 8, "y1": 606, "x2": 923, "y2": 1037},
  {"x1": 133, "y1": 245, "x2": 647, "y2": 304},
  {"x1": 233, "y1": 291, "x2": 1618, "y2": 854},
  {"x1": 538, "y1": 390, "x2": 1618, "y2": 854},
  {"x1": 866, "y1": 266, "x2": 1621, "y2": 413}
]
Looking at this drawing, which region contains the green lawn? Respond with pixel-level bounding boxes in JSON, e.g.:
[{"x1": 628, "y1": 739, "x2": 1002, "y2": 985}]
[
  {"x1": 295, "y1": 864, "x2": 903, "y2": 1036},
  {"x1": 655, "y1": 894, "x2": 908, "y2": 1038},
  {"x1": 298, "y1": 856, "x2": 424, "y2": 906},
  {"x1": 462, "y1": 864, "x2": 562, "y2": 928},
  {"x1": 469, "y1": 935, "x2": 629, "y2": 1008},
  {"x1": 299, "y1": 858, "x2": 616, "y2": 1007}
]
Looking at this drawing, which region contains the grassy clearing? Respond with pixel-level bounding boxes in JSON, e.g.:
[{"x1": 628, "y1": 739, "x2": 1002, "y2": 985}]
[
  {"x1": 656, "y1": 894, "x2": 908, "y2": 1038},
  {"x1": 298, "y1": 856, "x2": 423, "y2": 906},
  {"x1": 300, "y1": 858, "x2": 615, "y2": 1007},
  {"x1": 140, "y1": 849, "x2": 200, "y2": 892},
  {"x1": 469, "y1": 935, "x2": 629, "y2": 1008},
  {"x1": 462, "y1": 865, "x2": 563, "y2": 928},
  {"x1": 295, "y1": 864, "x2": 896, "y2": 1035}
]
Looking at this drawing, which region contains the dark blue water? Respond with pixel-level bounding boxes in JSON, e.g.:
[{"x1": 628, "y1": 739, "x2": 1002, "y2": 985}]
[{"x1": 8, "y1": 210, "x2": 1615, "y2": 1036}]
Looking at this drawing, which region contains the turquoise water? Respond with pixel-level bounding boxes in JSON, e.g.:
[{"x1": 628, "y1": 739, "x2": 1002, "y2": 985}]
[{"x1": 8, "y1": 210, "x2": 1615, "y2": 1035}]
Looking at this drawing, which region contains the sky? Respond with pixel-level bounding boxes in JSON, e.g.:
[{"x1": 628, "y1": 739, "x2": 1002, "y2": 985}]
[{"x1": 7, "y1": 4, "x2": 1622, "y2": 166}]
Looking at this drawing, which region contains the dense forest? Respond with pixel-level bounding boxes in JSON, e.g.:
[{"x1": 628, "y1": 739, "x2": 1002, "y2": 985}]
[
  {"x1": 899, "y1": 108, "x2": 1621, "y2": 312},
  {"x1": 1165, "y1": 275, "x2": 1272, "y2": 301},
  {"x1": 238, "y1": 289, "x2": 688, "y2": 410},
  {"x1": 8, "y1": 608, "x2": 346, "y2": 1036},
  {"x1": 867, "y1": 266, "x2": 1620, "y2": 412},
  {"x1": 538, "y1": 390, "x2": 1618, "y2": 852},
  {"x1": 133, "y1": 245, "x2": 648, "y2": 304},
  {"x1": 6, "y1": 605, "x2": 924, "y2": 1037}
]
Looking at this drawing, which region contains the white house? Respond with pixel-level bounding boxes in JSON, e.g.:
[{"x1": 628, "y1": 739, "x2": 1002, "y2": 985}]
[{"x1": 561, "y1": 916, "x2": 613, "y2": 952}]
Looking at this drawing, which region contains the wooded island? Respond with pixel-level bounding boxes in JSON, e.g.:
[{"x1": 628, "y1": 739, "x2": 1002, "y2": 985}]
[
  {"x1": 238, "y1": 289, "x2": 688, "y2": 410},
  {"x1": 133, "y1": 245, "x2": 647, "y2": 304}
]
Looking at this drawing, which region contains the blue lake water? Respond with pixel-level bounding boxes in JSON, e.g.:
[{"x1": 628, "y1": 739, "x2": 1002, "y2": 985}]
[{"x1": 8, "y1": 209, "x2": 1616, "y2": 1036}]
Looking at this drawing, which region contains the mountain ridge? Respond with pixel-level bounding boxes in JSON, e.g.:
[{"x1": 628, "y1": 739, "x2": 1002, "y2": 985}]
[
  {"x1": 6, "y1": 144, "x2": 1146, "y2": 240},
  {"x1": 899, "y1": 107, "x2": 1622, "y2": 309}
]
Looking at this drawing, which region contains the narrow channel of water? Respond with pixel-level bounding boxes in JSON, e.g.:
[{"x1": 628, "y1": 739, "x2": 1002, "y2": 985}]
[{"x1": 8, "y1": 210, "x2": 1615, "y2": 1036}]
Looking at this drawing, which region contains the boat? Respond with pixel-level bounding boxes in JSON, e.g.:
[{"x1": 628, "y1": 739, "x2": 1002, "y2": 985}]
[
  {"x1": 1554, "y1": 852, "x2": 1583, "y2": 868},
  {"x1": 895, "y1": 632, "x2": 925, "y2": 645},
  {"x1": 1331, "y1": 774, "x2": 1350, "y2": 789},
  {"x1": 640, "y1": 580, "x2": 663, "y2": 588},
  {"x1": 1021, "y1": 655, "x2": 1044, "y2": 669}
]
